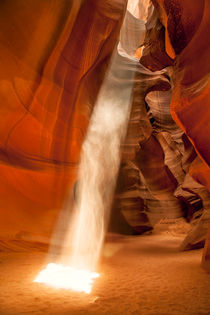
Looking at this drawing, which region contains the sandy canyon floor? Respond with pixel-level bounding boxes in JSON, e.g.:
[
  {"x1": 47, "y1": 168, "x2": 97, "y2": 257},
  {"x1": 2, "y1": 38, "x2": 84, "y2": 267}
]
[{"x1": 0, "y1": 233, "x2": 209, "y2": 315}]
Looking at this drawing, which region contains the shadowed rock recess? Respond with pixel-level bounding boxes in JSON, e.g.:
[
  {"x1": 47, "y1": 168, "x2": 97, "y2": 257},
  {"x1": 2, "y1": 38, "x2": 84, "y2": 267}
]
[{"x1": 0, "y1": 0, "x2": 209, "y2": 271}]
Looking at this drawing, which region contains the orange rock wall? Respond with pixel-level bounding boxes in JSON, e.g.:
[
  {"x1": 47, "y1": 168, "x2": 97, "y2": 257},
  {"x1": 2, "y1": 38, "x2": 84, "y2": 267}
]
[
  {"x1": 151, "y1": 0, "x2": 210, "y2": 271},
  {"x1": 0, "y1": 0, "x2": 127, "y2": 241},
  {"x1": 0, "y1": 0, "x2": 209, "y2": 271}
]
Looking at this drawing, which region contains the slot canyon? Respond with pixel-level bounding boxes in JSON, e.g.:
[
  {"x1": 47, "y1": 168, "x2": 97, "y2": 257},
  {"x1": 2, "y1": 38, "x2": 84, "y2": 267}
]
[{"x1": 0, "y1": 0, "x2": 209, "y2": 314}]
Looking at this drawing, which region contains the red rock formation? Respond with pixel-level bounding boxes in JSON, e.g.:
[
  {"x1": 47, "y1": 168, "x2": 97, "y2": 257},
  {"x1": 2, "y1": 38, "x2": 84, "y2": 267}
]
[
  {"x1": 0, "y1": 0, "x2": 127, "y2": 242},
  {"x1": 114, "y1": 3, "x2": 209, "y2": 252},
  {"x1": 147, "y1": 0, "x2": 210, "y2": 179},
  {"x1": 202, "y1": 226, "x2": 210, "y2": 273},
  {"x1": 0, "y1": 0, "x2": 209, "y2": 273},
  {"x1": 143, "y1": 0, "x2": 210, "y2": 271}
]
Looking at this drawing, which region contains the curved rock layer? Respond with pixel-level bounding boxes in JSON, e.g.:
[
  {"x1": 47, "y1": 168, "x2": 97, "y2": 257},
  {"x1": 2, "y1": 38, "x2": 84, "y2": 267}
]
[
  {"x1": 139, "y1": 0, "x2": 210, "y2": 269},
  {"x1": 143, "y1": 0, "x2": 210, "y2": 178},
  {"x1": 111, "y1": 2, "x2": 209, "y2": 251},
  {"x1": 0, "y1": 0, "x2": 127, "y2": 241},
  {"x1": 0, "y1": 0, "x2": 209, "y2": 269}
]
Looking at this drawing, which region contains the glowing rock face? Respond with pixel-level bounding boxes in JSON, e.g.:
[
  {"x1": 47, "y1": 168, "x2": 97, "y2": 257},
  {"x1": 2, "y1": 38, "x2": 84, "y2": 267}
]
[{"x1": 34, "y1": 263, "x2": 99, "y2": 294}]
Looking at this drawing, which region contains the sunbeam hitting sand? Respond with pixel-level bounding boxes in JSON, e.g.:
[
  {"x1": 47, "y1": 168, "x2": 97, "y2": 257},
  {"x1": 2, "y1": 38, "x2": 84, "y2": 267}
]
[
  {"x1": 34, "y1": 263, "x2": 99, "y2": 294},
  {"x1": 34, "y1": 36, "x2": 136, "y2": 292}
]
